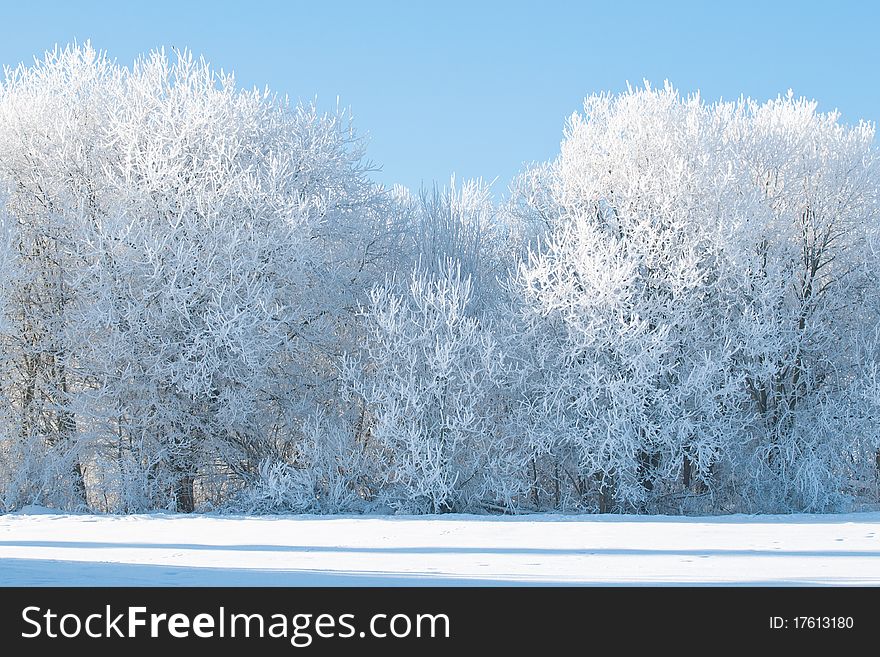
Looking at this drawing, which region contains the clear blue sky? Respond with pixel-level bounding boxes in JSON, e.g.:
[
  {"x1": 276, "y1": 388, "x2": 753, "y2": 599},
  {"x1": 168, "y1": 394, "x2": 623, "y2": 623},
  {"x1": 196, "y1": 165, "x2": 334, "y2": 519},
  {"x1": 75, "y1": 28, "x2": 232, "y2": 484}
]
[{"x1": 1, "y1": 0, "x2": 877, "y2": 197}]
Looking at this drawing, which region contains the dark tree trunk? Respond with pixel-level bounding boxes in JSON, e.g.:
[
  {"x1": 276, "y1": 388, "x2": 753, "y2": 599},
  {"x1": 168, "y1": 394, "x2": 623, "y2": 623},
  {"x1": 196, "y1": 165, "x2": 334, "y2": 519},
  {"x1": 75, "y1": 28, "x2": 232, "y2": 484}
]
[
  {"x1": 637, "y1": 450, "x2": 655, "y2": 493},
  {"x1": 59, "y1": 407, "x2": 86, "y2": 505},
  {"x1": 530, "y1": 458, "x2": 540, "y2": 509},
  {"x1": 71, "y1": 461, "x2": 86, "y2": 506},
  {"x1": 175, "y1": 475, "x2": 195, "y2": 513},
  {"x1": 875, "y1": 450, "x2": 880, "y2": 499},
  {"x1": 553, "y1": 461, "x2": 560, "y2": 508}
]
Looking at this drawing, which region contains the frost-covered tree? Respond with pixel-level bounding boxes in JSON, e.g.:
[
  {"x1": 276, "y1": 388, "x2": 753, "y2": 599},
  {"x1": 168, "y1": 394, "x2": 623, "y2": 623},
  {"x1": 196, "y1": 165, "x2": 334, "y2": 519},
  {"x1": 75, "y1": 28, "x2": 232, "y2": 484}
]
[
  {"x1": 0, "y1": 44, "x2": 387, "y2": 512},
  {"x1": 0, "y1": 45, "x2": 122, "y2": 509},
  {"x1": 509, "y1": 83, "x2": 880, "y2": 512},
  {"x1": 84, "y1": 49, "x2": 387, "y2": 512},
  {"x1": 325, "y1": 177, "x2": 528, "y2": 513},
  {"x1": 722, "y1": 93, "x2": 880, "y2": 510},
  {"x1": 346, "y1": 262, "x2": 518, "y2": 512},
  {"x1": 509, "y1": 85, "x2": 747, "y2": 511}
]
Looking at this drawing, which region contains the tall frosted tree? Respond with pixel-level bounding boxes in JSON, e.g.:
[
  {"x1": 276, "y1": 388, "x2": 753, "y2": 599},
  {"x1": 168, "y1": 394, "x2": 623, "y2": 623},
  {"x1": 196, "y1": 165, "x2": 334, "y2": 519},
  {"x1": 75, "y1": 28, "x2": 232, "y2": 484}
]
[
  {"x1": 0, "y1": 45, "x2": 120, "y2": 509},
  {"x1": 339, "y1": 179, "x2": 523, "y2": 513},
  {"x1": 508, "y1": 85, "x2": 744, "y2": 511},
  {"x1": 0, "y1": 44, "x2": 388, "y2": 512},
  {"x1": 723, "y1": 93, "x2": 880, "y2": 510},
  {"x1": 509, "y1": 84, "x2": 880, "y2": 512}
]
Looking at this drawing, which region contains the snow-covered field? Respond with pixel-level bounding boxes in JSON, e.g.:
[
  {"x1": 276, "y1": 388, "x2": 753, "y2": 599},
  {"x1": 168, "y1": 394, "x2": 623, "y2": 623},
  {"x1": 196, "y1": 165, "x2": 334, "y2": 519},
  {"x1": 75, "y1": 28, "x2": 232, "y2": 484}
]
[{"x1": 1, "y1": 507, "x2": 879, "y2": 586}]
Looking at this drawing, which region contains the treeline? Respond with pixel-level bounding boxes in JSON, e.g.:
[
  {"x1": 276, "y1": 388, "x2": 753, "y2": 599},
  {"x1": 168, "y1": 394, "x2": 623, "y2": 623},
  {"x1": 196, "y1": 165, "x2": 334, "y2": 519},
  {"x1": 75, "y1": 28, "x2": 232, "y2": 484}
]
[{"x1": 1, "y1": 45, "x2": 879, "y2": 515}]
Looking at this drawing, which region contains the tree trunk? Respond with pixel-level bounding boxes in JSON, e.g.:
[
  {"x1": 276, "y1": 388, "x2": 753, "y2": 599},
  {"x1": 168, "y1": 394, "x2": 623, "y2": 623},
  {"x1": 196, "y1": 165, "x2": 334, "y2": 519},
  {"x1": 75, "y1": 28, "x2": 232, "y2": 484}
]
[
  {"x1": 530, "y1": 458, "x2": 540, "y2": 509},
  {"x1": 175, "y1": 475, "x2": 195, "y2": 513},
  {"x1": 71, "y1": 460, "x2": 86, "y2": 506},
  {"x1": 637, "y1": 449, "x2": 655, "y2": 493},
  {"x1": 875, "y1": 449, "x2": 880, "y2": 500},
  {"x1": 59, "y1": 366, "x2": 87, "y2": 506},
  {"x1": 553, "y1": 460, "x2": 560, "y2": 508}
]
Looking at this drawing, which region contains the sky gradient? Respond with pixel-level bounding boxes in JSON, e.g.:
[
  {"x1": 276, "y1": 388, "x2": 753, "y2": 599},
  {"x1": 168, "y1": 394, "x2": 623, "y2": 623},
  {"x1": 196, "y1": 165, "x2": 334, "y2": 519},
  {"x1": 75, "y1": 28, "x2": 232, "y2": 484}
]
[{"x1": 1, "y1": 0, "x2": 877, "y2": 196}]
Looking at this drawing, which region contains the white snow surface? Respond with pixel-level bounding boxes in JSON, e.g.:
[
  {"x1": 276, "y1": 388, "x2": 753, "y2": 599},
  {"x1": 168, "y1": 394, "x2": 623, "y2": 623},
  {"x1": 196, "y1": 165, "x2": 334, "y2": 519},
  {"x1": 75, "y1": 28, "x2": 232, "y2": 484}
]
[{"x1": 1, "y1": 508, "x2": 879, "y2": 586}]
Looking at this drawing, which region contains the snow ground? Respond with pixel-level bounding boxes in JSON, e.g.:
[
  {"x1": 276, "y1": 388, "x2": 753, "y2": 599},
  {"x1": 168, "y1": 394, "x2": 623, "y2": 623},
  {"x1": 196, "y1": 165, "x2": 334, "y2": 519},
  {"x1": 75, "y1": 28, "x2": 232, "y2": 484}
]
[{"x1": 1, "y1": 508, "x2": 879, "y2": 586}]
